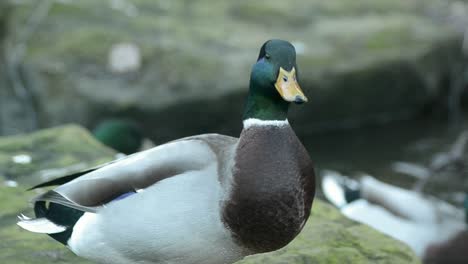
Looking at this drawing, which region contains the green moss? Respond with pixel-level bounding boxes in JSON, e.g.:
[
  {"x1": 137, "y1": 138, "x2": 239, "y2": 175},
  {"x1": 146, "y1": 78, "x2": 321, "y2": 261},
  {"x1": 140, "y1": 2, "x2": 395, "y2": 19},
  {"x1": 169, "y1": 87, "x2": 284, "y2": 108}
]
[
  {"x1": 0, "y1": 185, "x2": 31, "y2": 218},
  {"x1": 0, "y1": 125, "x2": 115, "y2": 183},
  {"x1": 0, "y1": 183, "x2": 90, "y2": 264}
]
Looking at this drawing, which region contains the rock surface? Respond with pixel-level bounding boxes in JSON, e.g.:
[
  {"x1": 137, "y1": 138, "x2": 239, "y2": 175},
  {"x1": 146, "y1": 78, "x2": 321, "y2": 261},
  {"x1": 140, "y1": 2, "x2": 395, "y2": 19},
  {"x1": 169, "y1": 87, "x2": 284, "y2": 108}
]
[
  {"x1": 0, "y1": 125, "x2": 419, "y2": 263},
  {"x1": 0, "y1": 0, "x2": 466, "y2": 140},
  {"x1": 0, "y1": 125, "x2": 115, "y2": 184}
]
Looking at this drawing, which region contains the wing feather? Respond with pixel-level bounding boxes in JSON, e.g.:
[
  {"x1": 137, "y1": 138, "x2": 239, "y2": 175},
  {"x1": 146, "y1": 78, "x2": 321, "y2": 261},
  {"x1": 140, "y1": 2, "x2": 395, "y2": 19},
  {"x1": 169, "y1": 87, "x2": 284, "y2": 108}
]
[
  {"x1": 30, "y1": 134, "x2": 237, "y2": 208},
  {"x1": 33, "y1": 190, "x2": 99, "y2": 213}
]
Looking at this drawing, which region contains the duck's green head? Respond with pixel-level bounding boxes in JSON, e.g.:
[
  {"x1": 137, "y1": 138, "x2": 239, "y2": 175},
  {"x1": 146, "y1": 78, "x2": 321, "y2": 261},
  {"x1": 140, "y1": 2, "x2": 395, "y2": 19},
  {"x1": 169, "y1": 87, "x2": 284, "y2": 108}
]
[
  {"x1": 243, "y1": 39, "x2": 307, "y2": 121},
  {"x1": 92, "y1": 119, "x2": 144, "y2": 155}
]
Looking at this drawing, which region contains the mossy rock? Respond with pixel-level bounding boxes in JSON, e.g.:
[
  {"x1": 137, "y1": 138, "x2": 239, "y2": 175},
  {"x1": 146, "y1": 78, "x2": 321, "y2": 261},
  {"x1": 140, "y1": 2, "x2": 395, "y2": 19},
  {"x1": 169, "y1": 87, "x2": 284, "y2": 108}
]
[
  {"x1": 0, "y1": 124, "x2": 115, "y2": 185},
  {"x1": 0, "y1": 125, "x2": 418, "y2": 263}
]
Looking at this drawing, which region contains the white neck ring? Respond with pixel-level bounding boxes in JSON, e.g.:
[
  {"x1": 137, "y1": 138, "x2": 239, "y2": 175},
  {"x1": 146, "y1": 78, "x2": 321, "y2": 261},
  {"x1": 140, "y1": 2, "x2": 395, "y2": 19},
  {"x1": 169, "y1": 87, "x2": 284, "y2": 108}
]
[{"x1": 243, "y1": 118, "x2": 289, "y2": 129}]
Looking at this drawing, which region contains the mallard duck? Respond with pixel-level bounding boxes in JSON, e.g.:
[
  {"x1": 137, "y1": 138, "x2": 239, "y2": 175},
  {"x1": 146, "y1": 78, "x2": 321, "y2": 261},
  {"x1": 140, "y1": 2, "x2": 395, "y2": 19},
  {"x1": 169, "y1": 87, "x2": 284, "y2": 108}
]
[
  {"x1": 321, "y1": 170, "x2": 466, "y2": 257},
  {"x1": 18, "y1": 39, "x2": 316, "y2": 264}
]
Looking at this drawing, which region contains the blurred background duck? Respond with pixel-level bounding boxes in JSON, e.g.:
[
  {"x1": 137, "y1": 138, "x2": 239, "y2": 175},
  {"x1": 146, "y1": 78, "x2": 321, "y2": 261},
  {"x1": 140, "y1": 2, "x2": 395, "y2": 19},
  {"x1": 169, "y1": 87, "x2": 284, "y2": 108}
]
[
  {"x1": 92, "y1": 118, "x2": 154, "y2": 155},
  {"x1": 321, "y1": 170, "x2": 466, "y2": 257}
]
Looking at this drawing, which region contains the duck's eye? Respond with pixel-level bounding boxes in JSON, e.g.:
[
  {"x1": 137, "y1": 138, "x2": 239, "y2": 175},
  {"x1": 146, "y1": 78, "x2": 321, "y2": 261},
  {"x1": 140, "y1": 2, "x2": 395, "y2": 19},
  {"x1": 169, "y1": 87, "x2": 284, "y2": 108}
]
[
  {"x1": 283, "y1": 76, "x2": 288, "y2": 82},
  {"x1": 265, "y1": 54, "x2": 271, "y2": 59}
]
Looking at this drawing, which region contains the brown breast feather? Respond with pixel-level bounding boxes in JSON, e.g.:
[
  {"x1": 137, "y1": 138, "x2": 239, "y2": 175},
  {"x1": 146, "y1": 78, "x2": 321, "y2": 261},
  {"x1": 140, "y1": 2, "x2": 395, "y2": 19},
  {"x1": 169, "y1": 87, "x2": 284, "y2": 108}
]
[{"x1": 222, "y1": 125, "x2": 315, "y2": 252}]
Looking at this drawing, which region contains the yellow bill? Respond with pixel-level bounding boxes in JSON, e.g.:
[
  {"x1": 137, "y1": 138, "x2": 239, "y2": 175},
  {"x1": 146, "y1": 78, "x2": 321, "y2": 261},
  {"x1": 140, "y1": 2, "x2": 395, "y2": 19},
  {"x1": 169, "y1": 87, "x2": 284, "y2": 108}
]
[{"x1": 274, "y1": 67, "x2": 308, "y2": 104}]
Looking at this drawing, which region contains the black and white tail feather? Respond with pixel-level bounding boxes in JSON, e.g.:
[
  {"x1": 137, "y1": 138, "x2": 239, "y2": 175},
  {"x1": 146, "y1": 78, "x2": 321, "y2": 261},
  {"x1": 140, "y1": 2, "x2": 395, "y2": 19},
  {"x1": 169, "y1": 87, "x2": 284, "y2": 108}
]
[
  {"x1": 17, "y1": 214, "x2": 66, "y2": 234},
  {"x1": 16, "y1": 164, "x2": 104, "y2": 235}
]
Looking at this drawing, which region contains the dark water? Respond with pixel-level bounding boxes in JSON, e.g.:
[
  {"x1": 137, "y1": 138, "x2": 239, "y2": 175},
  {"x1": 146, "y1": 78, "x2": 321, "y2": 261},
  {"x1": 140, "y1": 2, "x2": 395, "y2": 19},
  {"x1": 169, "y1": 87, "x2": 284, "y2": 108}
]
[{"x1": 302, "y1": 114, "x2": 468, "y2": 203}]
